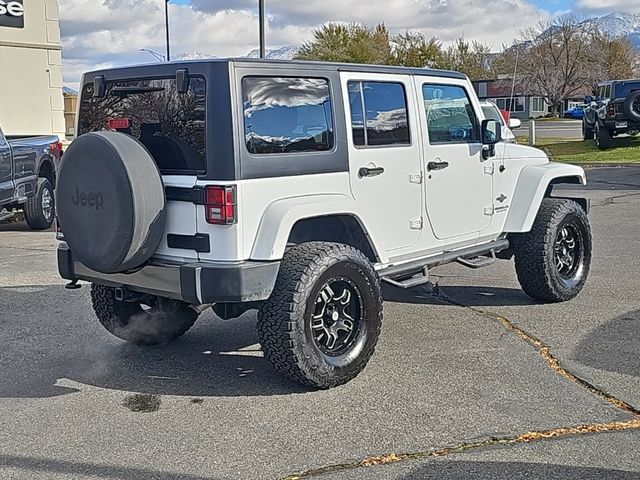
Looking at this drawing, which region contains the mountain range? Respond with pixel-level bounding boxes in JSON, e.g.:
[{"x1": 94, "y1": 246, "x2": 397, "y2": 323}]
[{"x1": 178, "y1": 11, "x2": 640, "y2": 62}]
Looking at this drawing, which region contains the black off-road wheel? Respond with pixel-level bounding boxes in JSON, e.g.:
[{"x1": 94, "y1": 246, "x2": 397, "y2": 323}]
[
  {"x1": 24, "y1": 178, "x2": 54, "y2": 230},
  {"x1": 595, "y1": 124, "x2": 611, "y2": 150},
  {"x1": 582, "y1": 120, "x2": 594, "y2": 140},
  {"x1": 91, "y1": 284, "x2": 199, "y2": 346},
  {"x1": 257, "y1": 242, "x2": 383, "y2": 389},
  {"x1": 513, "y1": 199, "x2": 591, "y2": 303}
]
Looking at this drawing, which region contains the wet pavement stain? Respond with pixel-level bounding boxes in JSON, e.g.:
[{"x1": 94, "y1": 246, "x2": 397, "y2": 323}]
[
  {"x1": 191, "y1": 398, "x2": 204, "y2": 404},
  {"x1": 122, "y1": 394, "x2": 161, "y2": 413}
]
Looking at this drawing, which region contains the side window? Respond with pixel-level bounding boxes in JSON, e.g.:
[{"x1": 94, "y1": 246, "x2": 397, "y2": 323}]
[
  {"x1": 423, "y1": 84, "x2": 479, "y2": 144},
  {"x1": 348, "y1": 81, "x2": 410, "y2": 147},
  {"x1": 242, "y1": 77, "x2": 334, "y2": 155},
  {"x1": 604, "y1": 85, "x2": 612, "y2": 99}
]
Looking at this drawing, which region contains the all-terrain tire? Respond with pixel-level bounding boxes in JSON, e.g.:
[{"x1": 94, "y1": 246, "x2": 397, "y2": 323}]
[
  {"x1": 24, "y1": 178, "x2": 54, "y2": 230},
  {"x1": 582, "y1": 120, "x2": 594, "y2": 140},
  {"x1": 513, "y1": 199, "x2": 591, "y2": 303},
  {"x1": 91, "y1": 284, "x2": 199, "y2": 346},
  {"x1": 257, "y1": 242, "x2": 382, "y2": 389},
  {"x1": 595, "y1": 124, "x2": 611, "y2": 150}
]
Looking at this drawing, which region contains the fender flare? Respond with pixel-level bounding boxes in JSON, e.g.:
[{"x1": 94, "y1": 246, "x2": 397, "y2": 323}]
[
  {"x1": 250, "y1": 194, "x2": 379, "y2": 261},
  {"x1": 503, "y1": 162, "x2": 586, "y2": 233}
]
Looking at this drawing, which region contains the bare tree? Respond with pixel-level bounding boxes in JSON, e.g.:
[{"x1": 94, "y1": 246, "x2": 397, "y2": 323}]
[{"x1": 516, "y1": 15, "x2": 596, "y2": 117}]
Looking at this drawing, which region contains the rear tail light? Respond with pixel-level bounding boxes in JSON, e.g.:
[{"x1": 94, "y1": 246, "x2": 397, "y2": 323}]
[
  {"x1": 108, "y1": 118, "x2": 131, "y2": 130},
  {"x1": 204, "y1": 185, "x2": 237, "y2": 225},
  {"x1": 50, "y1": 141, "x2": 63, "y2": 159},
  {"x1": 607, "y1": 102, "x2": 616, "y2": 116}
]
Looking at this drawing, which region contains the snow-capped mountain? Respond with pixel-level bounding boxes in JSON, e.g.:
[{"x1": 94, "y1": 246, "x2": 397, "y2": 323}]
[
  {"x1": 176, "y1": 45, "x2": 299, "y2": 62},
  {"x1": 246, "y1": 45, "x2": 300, "y2": 60},
  {"x1": 584, "y1": 12, "x2": 640, "y2": 48}
]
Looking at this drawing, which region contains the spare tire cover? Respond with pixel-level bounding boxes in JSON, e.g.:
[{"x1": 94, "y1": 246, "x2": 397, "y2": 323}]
[
  {"x1": 56, "y1": 132, "x2": 166, "y2": 274},
  {"x1": 623, "y1": 91, "x2": 640, "y2": 123}
]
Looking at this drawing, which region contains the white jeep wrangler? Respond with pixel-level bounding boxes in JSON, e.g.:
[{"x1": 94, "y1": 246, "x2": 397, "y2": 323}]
[{"x1": 56, "y1": 59, "x2": 591, "y2": 389}]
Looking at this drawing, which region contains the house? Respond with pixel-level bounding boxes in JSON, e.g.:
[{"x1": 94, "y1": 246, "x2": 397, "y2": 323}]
[
  {"x1": 472, "y1": 78, "x2": 548, "y2": 119},
  {"x1": 472, "y1": 78, "x2": 592, "y2": 119}
]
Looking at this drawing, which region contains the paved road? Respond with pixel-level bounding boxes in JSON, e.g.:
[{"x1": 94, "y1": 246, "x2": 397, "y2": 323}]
[
  {"x1": 514, "y1": 120, "x2": 582, "y2": 140},
  {"x1": 1, "y1": 167, "x2": 639, "y2": 479}
]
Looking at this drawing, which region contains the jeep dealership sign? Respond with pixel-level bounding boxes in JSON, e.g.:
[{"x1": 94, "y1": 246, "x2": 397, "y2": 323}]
[{"x1": 0, "y1": 0, "x2": 24, "y2": 29}]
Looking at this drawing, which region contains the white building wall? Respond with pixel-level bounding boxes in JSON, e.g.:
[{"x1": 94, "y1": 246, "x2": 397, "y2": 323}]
[{"x1": 0, "y1": 0, "x2": 64, "y2": 139}]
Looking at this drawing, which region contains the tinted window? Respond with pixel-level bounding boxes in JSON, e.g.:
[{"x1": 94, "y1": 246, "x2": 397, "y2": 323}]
[
  {"x1": 242, "y1": 77, "x2": 333, "y2": 155},
  {"x1": 78, "y1": 77, "x2": 206, "y2": 174},
  {"x1": 423, "y1": 84, "x2": 479, "y2": 144},
  {"x1": 348, "y1": 81, "x2": 410, "y2": 147}
]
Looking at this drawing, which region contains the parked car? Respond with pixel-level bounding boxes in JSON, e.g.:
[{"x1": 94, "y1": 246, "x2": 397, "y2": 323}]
[
  {"x1": 56, "y1": 60, "x2": 591, "y2": 389},
  {"x1": 583, "y1": 79, "x2": 640, "y2": 149},
  {"x1": 0, "y1": 125, "x2": 62, "y2": 229},
  {"x1": 480, "y1": 100, "x2": 521, "y2": 143},
  {"x1": 563, "y1": 105, "x2": 586, "y2": 119}
]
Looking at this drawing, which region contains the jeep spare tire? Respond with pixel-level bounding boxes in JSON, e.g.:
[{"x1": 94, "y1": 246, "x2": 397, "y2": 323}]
[
  {"x1": 56, "y1": 132, "x2": 166, "y2": 274},
  {"x1": 623, "y1": 91, "x2": 640, "y2": 123}
]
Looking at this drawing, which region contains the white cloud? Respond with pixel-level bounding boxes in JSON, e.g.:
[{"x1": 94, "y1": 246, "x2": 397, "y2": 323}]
[{"x1": 59, "y1": 0, "x2": 550, "y2": 87}]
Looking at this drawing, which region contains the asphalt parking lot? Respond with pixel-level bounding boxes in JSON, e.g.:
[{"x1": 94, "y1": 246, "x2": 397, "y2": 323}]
[{"x1": 1, "y1": 167, "x2": 639, "y2": 480}]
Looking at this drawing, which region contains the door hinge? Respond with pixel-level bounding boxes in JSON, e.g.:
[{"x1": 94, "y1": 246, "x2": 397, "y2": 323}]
[
  {"x1": 409, "y1": 172, "x2": 423, "y2": 184},
  {"x1": 410, "y1": 217, "x2": 423, "y2": 230},
  {"x1": 484, "y1": 164, "x2": 495, "y2": 175},
  {"x1": 484, "y1": 206, "x2": 495, "y2": 216}
]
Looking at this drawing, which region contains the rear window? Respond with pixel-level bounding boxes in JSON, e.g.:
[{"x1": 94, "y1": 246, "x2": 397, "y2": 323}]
[
  {"x1": 78, "y1": 76, "x2": 206, "y2": 174},
  {"x1": 614, "y1": 82, "x2": 640, "y2": 99}
]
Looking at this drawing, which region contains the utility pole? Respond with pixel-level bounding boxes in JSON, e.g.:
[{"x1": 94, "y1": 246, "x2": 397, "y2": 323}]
[
  {"x1": 165, "y1": 0, "x2": 171, "y2": 62},
  {"x1": 259, "y1": 0, "x2": 265, "y2": 59}
]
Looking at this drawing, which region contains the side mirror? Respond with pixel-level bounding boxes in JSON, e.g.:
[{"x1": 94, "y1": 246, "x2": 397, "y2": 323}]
[
  {"x1": 590, "y1": 101, "x2": 598, "y2": 109},
  {"x1": 508, "y1": 118, "x2": 522, "y2": 129},
  {"x1": 481, "y1": 119, "x2": 501, "y2": 145},
  {"x1": 584, "y1": 95, "x2": 593, "y2": 104}
]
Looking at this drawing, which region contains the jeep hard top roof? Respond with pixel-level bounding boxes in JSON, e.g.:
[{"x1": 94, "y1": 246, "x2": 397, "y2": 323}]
[
  {"x1": 81, "y1": 58, "x2": 467, "y2": 82},
  {"x1": 598, "y1": 78, "x2": 640, "y2": 86}
]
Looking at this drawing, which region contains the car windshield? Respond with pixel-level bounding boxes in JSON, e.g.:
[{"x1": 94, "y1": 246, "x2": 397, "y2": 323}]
[{"x1": 481, "y1": 105, "x2": 505, "y2": 125}]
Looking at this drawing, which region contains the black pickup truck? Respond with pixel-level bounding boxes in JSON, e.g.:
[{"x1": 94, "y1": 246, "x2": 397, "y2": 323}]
[
  {"x1": 583, "y1": 79, "x2": 640, "y2": 150},
  {"x1": 0, "y1": 125, "x2": 62, "y2": 230}
]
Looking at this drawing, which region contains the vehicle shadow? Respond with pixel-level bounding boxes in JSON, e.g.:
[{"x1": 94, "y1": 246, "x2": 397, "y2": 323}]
[
  {"x1": 383, "y1": 283, "x2": 539, "y2": 307},
  {"x1": 400, "y1": 460, "x2": 639, "y2": 479},
  {"x1": 573, "y1": 308, "x2": 640, "y2": 378},
  {"x1": 0, "y1": 454, "x2": 222, "y2": 480},
  {"x1": 0, "y1": 284, "x2": 306, "y2": 399},
  {"x1": 0, "y1": 218, "x2": 54, "y2": 232}
]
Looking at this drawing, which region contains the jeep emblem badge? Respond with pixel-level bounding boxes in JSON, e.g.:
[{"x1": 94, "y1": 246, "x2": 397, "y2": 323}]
[
  {"x1": 0, "y1": 1, "x2": 25, "y2": 29},
  {"x1": 71, "y1": 186, "x2": 104, "y2": 211}
]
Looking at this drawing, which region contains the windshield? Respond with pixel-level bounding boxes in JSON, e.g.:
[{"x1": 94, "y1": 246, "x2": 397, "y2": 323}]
[{"x1": 481, "y1": 105, "x2": 505, "y2": 125}]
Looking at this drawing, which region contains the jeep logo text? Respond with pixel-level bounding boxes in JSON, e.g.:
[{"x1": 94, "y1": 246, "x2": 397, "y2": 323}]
[{"x1": 71, "y1": 186, "x2": 104, "y2": 211}]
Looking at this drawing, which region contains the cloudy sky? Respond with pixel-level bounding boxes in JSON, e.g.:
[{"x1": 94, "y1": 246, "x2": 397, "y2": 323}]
[{"x1": 59, "y1": 0, "x2": 640, "y2": 89}]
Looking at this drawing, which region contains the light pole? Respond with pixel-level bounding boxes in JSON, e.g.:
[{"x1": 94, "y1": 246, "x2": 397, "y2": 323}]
[
  {"x1": 140, "y1": 49, "x2": 166, "y2": 62},
  {"x1": 258, "y1": 0, "x2": 265, "y2": 59},
  {"x1": 165, "y1": 0, "x2": 171, "y2": 62}
]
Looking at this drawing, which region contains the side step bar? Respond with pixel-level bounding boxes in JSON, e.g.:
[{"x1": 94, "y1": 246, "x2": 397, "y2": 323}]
[{"x1": 380, "y1": 239, "x2": 510, "y2": 289}]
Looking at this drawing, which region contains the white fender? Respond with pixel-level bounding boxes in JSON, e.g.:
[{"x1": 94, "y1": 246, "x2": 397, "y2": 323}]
[
  {"x1": 503, "y1": 162, "x2": 586, "y2": 233},
  {"x1": 250, "y1": 194, "x2": 378, "y2": 261}
]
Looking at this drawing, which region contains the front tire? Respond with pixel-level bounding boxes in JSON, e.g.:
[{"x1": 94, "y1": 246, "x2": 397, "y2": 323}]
[
  {"x1": 595, "y1": 124, "x2": 611, "y2": 150},
  {"x1": 513, "y1": 199, "x2": 591, "y2": 302},
  {"x1": 24, "y1": 178, "x2": 54, "y2": 230},
  {"x1": 91, "y1": 284, "x2": 199, "y2": 345},
  {"x1": 257, "y1": 242, "x2": 382, "y2": 389}
]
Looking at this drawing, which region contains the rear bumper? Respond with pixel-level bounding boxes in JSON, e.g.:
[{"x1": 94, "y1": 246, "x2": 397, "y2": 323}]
[
  {"x1": 58, "y1": 243, "x2": 279, "y2": 304},
  {"x1": 601, "y1": 119, "x2": 640, "y2": 131}
]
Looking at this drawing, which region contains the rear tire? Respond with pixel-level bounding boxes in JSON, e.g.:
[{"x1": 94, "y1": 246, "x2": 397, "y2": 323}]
[
  {"x1": 595, "y1": 124, "x2": 611, "y2": 150},
  {"x1": 91, "y1": 284, "x2": 199, "y2": 346},
  {"x1": 513, "y1": 199, "x2": 591, "y2": 303},
  {"x1": 24, "y1": 178, "x2": 54, "y2": 230},
  {"x1": 257, "y1": 242, "x2": 382, "y2": 389}
]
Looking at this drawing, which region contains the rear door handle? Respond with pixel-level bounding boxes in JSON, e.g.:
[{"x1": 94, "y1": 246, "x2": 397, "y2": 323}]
[
  {"x1": 427, "y1": 161, "x2": 449, "y2": 172},
  {"x1": 359, "y1": 167, "x2": 385, "y2": 178}
]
